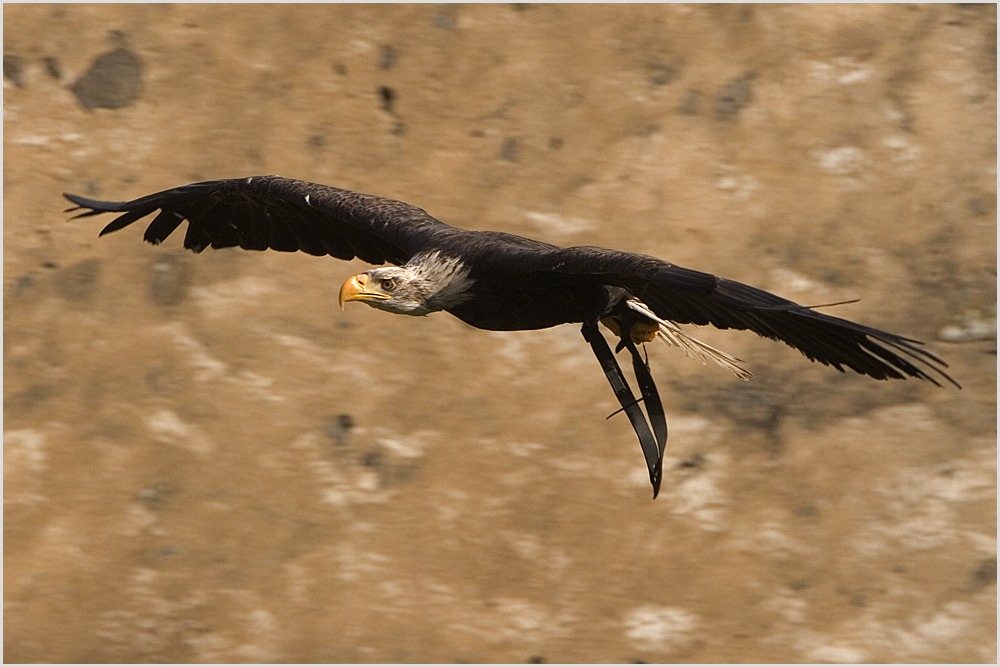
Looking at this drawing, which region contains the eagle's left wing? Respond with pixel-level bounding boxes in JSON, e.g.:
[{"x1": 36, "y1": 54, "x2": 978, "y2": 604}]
[{"x1": 521, "y1": 245, "x2": 959, "y2": 388}]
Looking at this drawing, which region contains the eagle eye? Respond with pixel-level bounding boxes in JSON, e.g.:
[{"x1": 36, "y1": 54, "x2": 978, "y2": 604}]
[{"x1": 380, "y1": 278, "x2": 397, "y2": 292}]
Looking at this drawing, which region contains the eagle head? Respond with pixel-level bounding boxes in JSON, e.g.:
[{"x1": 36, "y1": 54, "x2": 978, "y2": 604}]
[{"x1": 339, "y1": 252, "x2": 473, "y2": 316}]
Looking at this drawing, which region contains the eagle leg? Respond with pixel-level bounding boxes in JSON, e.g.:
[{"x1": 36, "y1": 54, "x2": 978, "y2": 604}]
[{"x1": 582, "y1": 320, "x2": 665, "y2": 498}]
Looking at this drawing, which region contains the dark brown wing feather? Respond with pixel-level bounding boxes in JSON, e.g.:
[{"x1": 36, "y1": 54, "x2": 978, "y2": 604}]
[
  {"x1": 525, "y1": 245, "x2": 959, "y2": 388},
  {"x1": 64, "y1": 176, "x2": 451, "y2": 266}
]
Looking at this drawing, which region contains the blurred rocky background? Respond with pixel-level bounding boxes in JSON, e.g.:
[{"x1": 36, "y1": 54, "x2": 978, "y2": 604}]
[{"x1": 4, "y1": 4, "x2": 996, "y2": 662}]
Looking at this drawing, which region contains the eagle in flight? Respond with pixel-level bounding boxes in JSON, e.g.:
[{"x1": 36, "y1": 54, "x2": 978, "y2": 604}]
[{"x1": 65, "y1": 176, "x2": 958, "y2": 497}]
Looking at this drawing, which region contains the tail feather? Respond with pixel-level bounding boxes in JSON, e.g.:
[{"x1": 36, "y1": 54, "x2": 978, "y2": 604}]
[{"x1": 626, "y1": 299, "x2": 753, "y2": 380}]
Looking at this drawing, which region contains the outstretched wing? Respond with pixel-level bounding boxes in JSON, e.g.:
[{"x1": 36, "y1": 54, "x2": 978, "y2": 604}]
[
  {"x1": 64, "y1": 176, "x2": 451, "y2": 266},
  {"x1": 535, "y1": 245, "x2": 959, "y2": 388}
]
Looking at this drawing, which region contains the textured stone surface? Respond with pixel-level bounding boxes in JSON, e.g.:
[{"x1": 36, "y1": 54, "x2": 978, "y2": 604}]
[{"x1": 4, "y1": 4, "x2": 996, "y2": 663}]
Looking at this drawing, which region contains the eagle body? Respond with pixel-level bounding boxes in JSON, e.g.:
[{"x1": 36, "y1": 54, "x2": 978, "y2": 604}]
[
  {"x1": 65, "y1": 175, "x2": 958, "y2": 498},
  {"x1": 448, "y1": 267, "x2": 619, "y2": 332}
]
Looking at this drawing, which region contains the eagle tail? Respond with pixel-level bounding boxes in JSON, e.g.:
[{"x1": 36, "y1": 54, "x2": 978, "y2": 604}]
[{"x1": 626, "y1": 300, "x2": 753, "y2": 380}]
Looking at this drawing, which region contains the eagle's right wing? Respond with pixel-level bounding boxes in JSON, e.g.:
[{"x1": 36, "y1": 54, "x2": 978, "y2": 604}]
[{"x1": 64, "y1": 176, "x2": 452, "y2": 266}]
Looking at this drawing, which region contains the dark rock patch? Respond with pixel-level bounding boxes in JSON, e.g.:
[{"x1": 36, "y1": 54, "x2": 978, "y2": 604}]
[
  {"x1": 4, "y1": 54, "x2": 24, "y2": 87},
  {"x1": 71, "y1": 47, "x2": 143, "y2": 110},
  {"x1": 56, "y1": 258, "x2": 101, "y2": 302},
  {"x1": 500, "y1": 137, "x2": 519, "y2": 162},
  {"x1": 715, "y1": 74, "x2": 753, "y2": 117}
]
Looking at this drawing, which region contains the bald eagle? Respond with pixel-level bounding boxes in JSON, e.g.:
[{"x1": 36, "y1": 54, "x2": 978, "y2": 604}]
[{"x1": 64, "y1": 176, "x2": 958, "y2": 497}]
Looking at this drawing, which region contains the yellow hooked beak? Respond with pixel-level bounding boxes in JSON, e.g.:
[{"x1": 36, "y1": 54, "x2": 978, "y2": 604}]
[{"x1": 339, "y1": 273, "x2": 390, "y2": 309}]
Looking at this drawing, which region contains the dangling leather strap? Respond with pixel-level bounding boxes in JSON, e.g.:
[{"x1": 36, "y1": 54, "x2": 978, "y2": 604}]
[{"x1": 582, "y1": 321, "x2": 667, "y2": 498}]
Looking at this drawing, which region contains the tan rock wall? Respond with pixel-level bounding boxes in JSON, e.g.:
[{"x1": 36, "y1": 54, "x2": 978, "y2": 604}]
[{"x1": 4, "y1": 4, "x2": 996, "y2": 662}]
